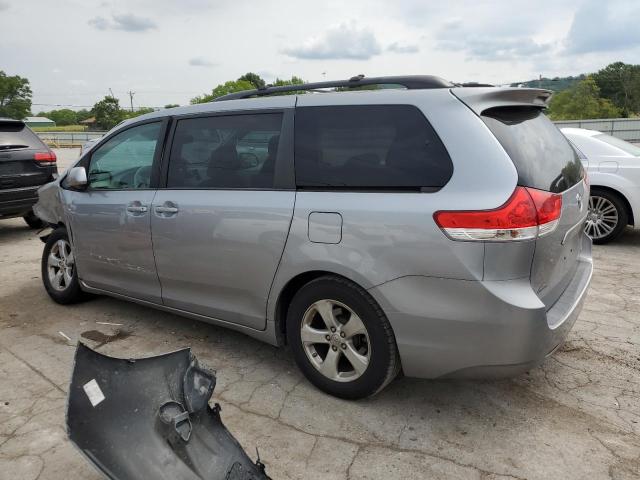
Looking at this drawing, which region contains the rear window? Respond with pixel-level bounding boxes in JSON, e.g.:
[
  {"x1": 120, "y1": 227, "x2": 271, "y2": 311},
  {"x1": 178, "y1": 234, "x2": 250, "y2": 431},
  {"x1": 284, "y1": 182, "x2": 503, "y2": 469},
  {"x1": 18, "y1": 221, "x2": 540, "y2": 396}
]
[
  {"x1": 594, "y1": 133, "x2": 640, "y2": 157},
  {"x1": 294, "y1": 105, "x2": 453, "y2": 190},
  {"x1": 0, "y1": 122, "x2": 45, "y2": 150},
  {"x1": 482, "y1": 107, "x2": 583, "y2": 193}
]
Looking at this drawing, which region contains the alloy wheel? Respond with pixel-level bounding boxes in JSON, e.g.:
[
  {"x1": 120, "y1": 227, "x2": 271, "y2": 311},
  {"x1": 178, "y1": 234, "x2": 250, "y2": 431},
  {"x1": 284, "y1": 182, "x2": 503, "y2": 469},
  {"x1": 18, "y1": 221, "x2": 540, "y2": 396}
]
[
  {"x1": 585, "y1": 195, "x2": 618, "y2": 240},
  {"x1": 300, "y1": 299, "x2": 371, "y2": 382},
  {"x1": 47, "y1": 239, "x2": 75, "y2": 291}
]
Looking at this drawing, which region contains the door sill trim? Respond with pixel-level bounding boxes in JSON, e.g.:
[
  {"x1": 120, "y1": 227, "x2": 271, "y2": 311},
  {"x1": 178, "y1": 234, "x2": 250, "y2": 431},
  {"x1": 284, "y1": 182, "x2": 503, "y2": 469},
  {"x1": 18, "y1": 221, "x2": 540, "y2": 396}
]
[{"x1": 79, "y1": 280, "x2": 269, "y2": 335}]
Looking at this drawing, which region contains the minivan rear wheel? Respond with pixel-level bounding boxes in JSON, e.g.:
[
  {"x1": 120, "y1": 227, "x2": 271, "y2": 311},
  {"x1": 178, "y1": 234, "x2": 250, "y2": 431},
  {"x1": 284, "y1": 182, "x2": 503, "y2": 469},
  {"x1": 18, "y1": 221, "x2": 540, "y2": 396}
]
[
  {"x1": 42, "y1": 227, "x2": 85, "y2": 304},
  {"x1": 286, "y1": 276, "x2": 400, "y2": 399},
  {"x1": 586, "y1": 189, "x2": 627, "y2": 244}
]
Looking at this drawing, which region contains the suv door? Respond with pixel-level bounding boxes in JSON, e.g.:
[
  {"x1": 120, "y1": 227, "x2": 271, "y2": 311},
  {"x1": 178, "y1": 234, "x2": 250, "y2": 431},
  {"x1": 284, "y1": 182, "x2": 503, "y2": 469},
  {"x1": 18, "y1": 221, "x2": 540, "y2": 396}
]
[
  {"x1": 64, "y1": 120, "x2": 166, "y2": 303},
  {"x1": 151, "y1": 110, "x2": 295, "y2": 329}
]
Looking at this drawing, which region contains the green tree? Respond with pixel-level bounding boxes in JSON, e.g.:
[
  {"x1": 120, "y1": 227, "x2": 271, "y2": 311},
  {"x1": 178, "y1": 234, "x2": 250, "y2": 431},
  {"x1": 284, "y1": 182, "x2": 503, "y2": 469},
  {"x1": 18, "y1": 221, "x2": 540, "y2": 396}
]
[
  {"x1": 164, "y1": 104, "x2": 180, "y2": 109},
  {"x1": 191, "y1": 80, "x2": 254, "y2": 104},
  {"x1": 592, "y1": 62, "x2": 640, "y2": 116},
  {"x1": 76, "y1": 109, "x2": 92, "y2": 122},
  {"x1": 269, "y1": 76, "x2": 306, "y2": 95},
  {"x1": 271, "y1": 76, "x2": 305, "y2": 87},
  {"x1": 123, "y1": 107, "x2": 155, "y2": 119},
  {"x1": 547, "y1": 77, "x2": 621, "y2": 120},
  {"x1": 92, "y1": 96, "x2": 124, "y2": 130},
  {"x1": 47, "y1": 108, "x2": 78, "y2": 126},
  {"x1": 0, "y1": 70, "x2": 32, "y2": 120},
  {"x1": 238, "y1": 72, "x2": 266, "y2": 89}
]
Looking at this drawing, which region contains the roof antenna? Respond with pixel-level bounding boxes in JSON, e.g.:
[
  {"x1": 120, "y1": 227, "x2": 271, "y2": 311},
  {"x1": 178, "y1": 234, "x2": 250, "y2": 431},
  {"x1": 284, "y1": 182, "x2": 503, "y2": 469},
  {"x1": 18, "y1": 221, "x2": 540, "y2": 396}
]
[{"x1": 349, "y1": 74, "x2": 365, "y2": 82}]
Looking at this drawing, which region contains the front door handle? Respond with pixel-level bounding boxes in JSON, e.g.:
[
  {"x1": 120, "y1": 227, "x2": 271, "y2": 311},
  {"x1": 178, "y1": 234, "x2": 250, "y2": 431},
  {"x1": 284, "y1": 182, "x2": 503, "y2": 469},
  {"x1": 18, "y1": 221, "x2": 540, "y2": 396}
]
[{"x1": 126, "y1": 203, "x2": 148, "y2": 214}]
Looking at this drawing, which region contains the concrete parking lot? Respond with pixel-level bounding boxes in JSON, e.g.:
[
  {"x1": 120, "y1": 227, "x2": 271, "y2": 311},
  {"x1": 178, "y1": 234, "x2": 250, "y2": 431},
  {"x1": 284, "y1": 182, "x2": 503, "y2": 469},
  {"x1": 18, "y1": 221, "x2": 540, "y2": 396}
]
[{"x1": 0, "y1": 149, "x2": 639, "y2": 479}]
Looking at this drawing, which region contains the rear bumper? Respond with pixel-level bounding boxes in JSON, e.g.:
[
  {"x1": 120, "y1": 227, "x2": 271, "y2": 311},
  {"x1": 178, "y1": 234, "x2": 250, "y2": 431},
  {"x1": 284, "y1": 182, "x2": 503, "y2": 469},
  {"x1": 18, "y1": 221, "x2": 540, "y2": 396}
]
[
  {"x1": 369, "y1": 234, "x2": 593, "y2": 379},
  {"x1": 0, "y1": 186, "x2": 40, "y2": 217}
]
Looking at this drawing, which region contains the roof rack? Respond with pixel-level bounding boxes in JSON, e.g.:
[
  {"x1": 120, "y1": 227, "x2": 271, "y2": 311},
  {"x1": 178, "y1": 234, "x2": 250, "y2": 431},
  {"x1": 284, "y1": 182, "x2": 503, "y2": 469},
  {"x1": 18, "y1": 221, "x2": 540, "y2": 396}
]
[{"x1": 214, "y1": 74, "x2": 453, "y2": 101}]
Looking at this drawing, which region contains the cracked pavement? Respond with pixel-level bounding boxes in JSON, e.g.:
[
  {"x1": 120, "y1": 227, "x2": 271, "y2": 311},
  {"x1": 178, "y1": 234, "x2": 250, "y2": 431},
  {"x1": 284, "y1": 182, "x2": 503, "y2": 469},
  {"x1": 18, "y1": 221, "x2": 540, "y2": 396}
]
[{"x1": 1, "y1": 151, "x2": 639, "y2": 479}]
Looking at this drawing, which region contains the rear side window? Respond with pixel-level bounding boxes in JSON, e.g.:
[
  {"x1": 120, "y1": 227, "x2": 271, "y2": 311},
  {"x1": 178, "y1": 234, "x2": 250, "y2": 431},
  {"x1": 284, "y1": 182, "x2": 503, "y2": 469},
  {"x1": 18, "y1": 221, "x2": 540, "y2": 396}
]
[
  {"x1": 0, "y1": 122, "x2": 45, "y2": 150},
  {"x1": 167, "y1": 113, "x2": 282, "y2": 189},
  {"x1": 294, "y1": 105, "x2": 453, "y2": 190},
  {"x1": 482, "y1": 108, "x2": 583, "y2": 193},
  {"x1": 593, "y1": 133, "x2": 640, "y2": 157}
]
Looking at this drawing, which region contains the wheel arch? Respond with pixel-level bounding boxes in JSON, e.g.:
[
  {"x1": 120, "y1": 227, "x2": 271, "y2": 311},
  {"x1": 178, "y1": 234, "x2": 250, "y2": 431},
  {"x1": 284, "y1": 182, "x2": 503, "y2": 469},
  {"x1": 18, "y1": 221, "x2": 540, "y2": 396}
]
[
  {"x1": 590, "y1": 185, "x2": 634, "y2": 226},
  {"x1": 273, "y1": 270, "x2": 374, "y2": 346}
]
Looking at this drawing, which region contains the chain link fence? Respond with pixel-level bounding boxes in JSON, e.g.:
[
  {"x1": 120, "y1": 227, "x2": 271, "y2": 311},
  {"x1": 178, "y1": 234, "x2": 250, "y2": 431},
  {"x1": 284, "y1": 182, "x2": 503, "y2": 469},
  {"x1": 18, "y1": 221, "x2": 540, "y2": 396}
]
[{"x1": 36, "y1": 131, "x2": 106, "y2": 148}]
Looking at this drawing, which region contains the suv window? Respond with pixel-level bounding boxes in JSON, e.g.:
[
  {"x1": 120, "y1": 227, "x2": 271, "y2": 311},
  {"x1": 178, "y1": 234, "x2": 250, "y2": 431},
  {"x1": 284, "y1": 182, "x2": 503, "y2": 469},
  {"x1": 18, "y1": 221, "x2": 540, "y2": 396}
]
[
  {"x1": 167, "y1": 113, "x2": 283, "y2": 189},
  {"x1": 0, "y1": 122, "x2": 46, "y2": 150},
  {"x1": 294, "y1": 105, "x2": 453, "y2": 190},
  {"x1": 482, "y1": 108, "x2": 583, "y2": 193},
  {"x1": 88, "y1": 122, "x2": 161, "y2": 190}
]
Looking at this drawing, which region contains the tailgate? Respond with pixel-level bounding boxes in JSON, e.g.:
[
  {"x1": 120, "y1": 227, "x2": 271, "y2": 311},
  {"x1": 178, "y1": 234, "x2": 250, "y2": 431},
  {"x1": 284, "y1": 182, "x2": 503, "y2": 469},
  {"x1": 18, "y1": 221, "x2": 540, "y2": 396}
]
[
  {"x1": 531, "y1": 181, "x2": 588, "y2": 308},
  {"x1": 0, "y1": 149, "x2": 53, "y2": 188},
  {"x1": 0, "y1": 121, "x2": 54, "y2": 189},
  {"x1": 476, "y1": 101, "x2": 587, "y2": 309}
]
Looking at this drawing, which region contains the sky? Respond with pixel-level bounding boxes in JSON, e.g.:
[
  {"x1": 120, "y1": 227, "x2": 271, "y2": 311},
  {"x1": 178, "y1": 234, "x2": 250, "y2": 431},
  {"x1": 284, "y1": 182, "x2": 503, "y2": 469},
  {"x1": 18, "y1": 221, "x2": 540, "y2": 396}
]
[{"x1": 1, "y1": 0, "x2": 639, "y2": 112}]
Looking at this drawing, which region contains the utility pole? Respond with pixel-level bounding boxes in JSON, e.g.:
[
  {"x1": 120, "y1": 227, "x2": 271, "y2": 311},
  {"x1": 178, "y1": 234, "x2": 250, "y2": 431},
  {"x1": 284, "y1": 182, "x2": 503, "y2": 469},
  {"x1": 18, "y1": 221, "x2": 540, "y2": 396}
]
[
  {"x1": 127, "y1": 91, "x2": 135, "y2": 112},
  {"x1": 108, "y1": 88, "x2": 115, "y2": 98}
]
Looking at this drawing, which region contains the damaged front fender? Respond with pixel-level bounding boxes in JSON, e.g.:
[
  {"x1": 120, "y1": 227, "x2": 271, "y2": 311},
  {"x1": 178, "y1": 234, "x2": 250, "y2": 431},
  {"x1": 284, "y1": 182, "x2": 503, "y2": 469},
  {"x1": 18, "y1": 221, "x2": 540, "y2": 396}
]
[{"x1": 67, "y1": 344, "x2": 270, "y2": 480}]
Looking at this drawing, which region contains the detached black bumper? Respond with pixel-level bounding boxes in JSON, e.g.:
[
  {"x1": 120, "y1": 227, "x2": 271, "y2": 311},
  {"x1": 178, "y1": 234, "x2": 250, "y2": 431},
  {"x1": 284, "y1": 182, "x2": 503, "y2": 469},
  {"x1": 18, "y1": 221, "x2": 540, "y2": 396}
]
[{"x1": 67, "y1": 343, "x2": 270, "y2": 480}]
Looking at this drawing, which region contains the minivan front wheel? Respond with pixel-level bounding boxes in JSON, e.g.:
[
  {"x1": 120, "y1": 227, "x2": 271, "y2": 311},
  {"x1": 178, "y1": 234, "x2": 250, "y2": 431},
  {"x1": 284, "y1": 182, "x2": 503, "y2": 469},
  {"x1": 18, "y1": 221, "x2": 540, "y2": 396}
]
[
  {"x1": 42, "y1": 228, "x2": 85, "y2": 304},
  {"x1": 287, "y1": 276, "x2": 400, "y2": 399}
]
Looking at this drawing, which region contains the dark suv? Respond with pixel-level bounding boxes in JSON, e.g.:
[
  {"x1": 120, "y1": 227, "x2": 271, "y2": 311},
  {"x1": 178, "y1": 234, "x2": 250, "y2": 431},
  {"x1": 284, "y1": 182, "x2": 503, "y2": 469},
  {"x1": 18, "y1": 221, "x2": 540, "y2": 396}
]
[{"x1": 0, "y1": 118, "x2": 57, "y2": 228}]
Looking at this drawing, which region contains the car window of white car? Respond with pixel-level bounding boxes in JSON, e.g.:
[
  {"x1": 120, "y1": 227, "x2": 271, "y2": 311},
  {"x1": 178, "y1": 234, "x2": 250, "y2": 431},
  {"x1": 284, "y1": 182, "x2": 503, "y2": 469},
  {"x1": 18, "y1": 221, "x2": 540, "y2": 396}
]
[{"x1": 594, "y1": 134, "x2": 640, "y2": 157}]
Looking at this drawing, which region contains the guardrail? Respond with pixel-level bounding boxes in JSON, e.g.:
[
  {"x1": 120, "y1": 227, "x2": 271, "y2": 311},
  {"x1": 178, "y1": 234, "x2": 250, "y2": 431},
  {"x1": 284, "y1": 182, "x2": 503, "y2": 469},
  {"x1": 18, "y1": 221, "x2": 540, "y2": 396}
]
[
  {"x1": 36, "y1": 131, "x2": 106, "y2": 148},
  {"x1": 553, "y1": 118, "x2": 640, "y2": 142}
]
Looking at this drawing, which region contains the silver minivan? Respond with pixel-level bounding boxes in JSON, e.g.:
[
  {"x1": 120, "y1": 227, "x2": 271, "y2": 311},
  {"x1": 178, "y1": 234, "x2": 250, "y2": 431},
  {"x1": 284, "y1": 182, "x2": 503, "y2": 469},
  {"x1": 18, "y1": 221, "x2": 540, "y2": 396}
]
[{"x1": 35, "y1": 76, "x2": 593, "y2": 399}]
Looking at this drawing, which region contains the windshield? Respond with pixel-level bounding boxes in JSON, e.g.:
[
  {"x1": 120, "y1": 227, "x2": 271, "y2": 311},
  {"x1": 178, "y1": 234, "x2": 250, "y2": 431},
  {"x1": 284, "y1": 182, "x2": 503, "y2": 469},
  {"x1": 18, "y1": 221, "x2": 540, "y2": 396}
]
[{"x1": 594, "y1": 133, "x2": 640, "y2": 157}]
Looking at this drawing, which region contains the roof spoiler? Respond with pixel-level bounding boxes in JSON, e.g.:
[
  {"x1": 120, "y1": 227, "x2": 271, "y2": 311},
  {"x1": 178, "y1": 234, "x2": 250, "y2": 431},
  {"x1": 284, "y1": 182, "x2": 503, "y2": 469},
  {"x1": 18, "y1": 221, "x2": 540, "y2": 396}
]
[{"x1": 451, "y1": 87, "x2": 552, "y2": 116}]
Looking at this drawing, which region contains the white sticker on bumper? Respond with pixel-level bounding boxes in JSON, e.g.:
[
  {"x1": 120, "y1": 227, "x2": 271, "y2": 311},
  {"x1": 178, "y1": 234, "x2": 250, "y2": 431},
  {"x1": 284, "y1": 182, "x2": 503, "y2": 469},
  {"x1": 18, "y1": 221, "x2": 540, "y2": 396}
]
[{"x1": 83, "y1": 379, "x2": 105, "y2": 407}]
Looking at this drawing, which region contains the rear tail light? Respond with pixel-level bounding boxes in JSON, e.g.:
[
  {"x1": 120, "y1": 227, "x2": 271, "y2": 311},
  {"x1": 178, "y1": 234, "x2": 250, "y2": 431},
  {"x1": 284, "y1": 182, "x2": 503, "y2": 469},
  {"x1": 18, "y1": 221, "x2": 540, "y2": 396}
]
[
  {"x1": 34, "y1": 150, "x2": 57, "y2": 165},
  {"x1": 434, "y1": 187, "x2": 562, "y2": 241}
]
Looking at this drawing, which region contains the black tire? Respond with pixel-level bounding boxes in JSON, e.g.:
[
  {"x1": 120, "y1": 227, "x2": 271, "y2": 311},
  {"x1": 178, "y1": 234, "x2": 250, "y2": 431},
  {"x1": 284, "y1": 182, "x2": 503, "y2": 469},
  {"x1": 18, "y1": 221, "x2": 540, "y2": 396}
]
[
  {"x1": 286, "y1": 275, "x2": 400, "y2": 399},
  {"x1": 41, "y1": 227, "x2": 85, "y2": 304},
  {"x1": 23, "y1": 210, "x2": 44, "y2": 229},
  {"x1": 587, "y1": 188, "x2": 628, "y2": 245}
]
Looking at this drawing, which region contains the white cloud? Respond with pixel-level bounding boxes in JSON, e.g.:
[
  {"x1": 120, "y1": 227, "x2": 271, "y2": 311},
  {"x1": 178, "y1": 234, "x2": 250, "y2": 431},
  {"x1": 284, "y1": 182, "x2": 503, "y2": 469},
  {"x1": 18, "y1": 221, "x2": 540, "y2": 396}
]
[
  {"x1": 282, "y1": 22, "x2": 382, "y2": 60},
  {"x1": 387, "y1": 42, "x2": 419, "y2": 54},
  {"x1": 88, "y1": 13, "x2": 157, "y2": 32},
  {"x1": 188, "y1": 57, "x2": 217, "y2": 67},
  {"x1": 564, "y1": 0, "x2": 640, "y2": 54},
  {"x1": 436, "y1": 17, "x2": 552, "y2": 61}
]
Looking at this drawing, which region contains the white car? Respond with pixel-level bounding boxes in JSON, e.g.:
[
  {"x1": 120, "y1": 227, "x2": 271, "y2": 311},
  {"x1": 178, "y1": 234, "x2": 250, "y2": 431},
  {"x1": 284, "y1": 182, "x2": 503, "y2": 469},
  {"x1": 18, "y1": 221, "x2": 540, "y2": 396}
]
[{"x1": 562, "y1": 128, "x2": 640, "y2": 244}]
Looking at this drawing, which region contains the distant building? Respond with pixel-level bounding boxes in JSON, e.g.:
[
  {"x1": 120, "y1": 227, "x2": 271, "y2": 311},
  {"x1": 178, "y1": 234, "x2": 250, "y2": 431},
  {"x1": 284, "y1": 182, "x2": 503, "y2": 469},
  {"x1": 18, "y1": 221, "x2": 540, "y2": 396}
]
[
  {"x1": 79, "y1": 116, "x2": 97, "y2": 130},
  {"x1": 23, "y1": 116, "x2": 56, "y2": 128}
]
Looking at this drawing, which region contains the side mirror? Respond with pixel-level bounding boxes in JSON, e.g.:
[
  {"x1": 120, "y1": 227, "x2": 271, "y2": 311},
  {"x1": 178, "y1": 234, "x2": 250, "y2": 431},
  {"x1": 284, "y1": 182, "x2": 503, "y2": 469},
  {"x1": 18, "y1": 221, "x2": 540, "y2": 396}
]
[{"x1": 67, "y1": 166, "x2": 88, "y2": 189}]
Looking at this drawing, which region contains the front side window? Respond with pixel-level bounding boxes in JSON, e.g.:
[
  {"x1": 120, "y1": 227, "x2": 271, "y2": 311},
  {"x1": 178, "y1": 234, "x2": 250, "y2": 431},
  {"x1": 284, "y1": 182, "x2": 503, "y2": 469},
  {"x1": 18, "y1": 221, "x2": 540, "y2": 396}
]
[
  {"x1": 294, "y1": 105, "x2": 453, "y2": 189},
  {"x1": 167, "y1": 113, "x2": 283, "y2": 189},
  {"x1": 88, "y1": 122, "x2": 161, "y2": 189}
]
